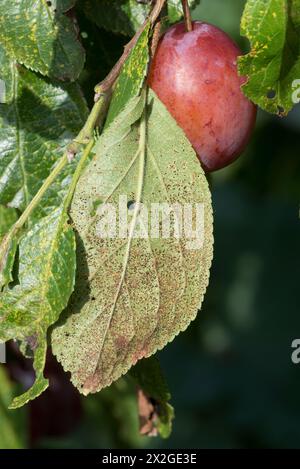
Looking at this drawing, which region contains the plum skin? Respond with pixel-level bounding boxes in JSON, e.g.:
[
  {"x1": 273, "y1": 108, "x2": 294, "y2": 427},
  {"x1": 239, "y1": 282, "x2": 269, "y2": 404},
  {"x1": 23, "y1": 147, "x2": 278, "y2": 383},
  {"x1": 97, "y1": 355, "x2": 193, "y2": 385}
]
[{"x1": 148, "y1": 21, "x2": 257, "y2": 172}]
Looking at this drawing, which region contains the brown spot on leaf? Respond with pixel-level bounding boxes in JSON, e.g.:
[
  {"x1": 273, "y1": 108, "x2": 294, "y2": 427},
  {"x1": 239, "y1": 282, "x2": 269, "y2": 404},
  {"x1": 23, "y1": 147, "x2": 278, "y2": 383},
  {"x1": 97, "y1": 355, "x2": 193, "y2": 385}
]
[{"x1": 115, "y1": 335, "x2": 127, "y2": 350}]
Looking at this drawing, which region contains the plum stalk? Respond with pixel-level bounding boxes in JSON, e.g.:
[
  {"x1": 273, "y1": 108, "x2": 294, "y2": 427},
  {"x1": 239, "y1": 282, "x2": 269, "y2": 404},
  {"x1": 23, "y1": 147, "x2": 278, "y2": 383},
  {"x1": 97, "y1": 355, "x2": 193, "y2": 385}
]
[{"x1": 181, "y1": 0, "x2": 193, "y2": 32}]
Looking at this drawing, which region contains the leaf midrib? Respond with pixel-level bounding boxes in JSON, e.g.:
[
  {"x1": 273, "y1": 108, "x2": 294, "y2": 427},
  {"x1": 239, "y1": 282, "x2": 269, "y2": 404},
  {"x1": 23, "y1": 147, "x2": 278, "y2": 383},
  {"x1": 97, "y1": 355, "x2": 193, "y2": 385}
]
[{"x1": 90, "y1": 106, "x2": 148, "y2": 378}]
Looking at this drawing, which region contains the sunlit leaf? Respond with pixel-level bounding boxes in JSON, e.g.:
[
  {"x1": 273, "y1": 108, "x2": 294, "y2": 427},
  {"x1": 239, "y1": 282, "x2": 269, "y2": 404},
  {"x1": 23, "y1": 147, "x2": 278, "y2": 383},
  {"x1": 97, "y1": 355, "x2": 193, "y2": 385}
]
[
  {"x1": 238, "y1": 0, "x2": 300, "y2": 115},
  {"x1": 0, "y1": 0, "x2": 85, "y2": 81},
  {"x1": 105, "y1": 22, "x2": 150, "y2": 127}
]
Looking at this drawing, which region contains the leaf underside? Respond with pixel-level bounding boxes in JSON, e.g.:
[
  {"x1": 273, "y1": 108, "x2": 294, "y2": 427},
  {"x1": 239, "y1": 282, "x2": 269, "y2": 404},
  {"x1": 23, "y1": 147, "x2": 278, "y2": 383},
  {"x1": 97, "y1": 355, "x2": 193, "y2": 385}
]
[{"x1": 52, "y1": 89, "x2": 213, "y2": 395}]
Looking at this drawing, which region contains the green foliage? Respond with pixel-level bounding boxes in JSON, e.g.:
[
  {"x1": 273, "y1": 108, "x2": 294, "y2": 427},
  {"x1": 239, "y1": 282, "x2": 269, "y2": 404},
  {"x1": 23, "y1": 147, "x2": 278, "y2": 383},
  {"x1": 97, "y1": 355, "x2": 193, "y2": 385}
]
[
  {"x1": 0, "y1": 0, "x2": 85, "y2": 81},
  {"x1": 0, "y1": 367, "x2": 26, "y2": 448},
  {"x1": 0, "y1": 44, "x2": 88, "y2": 221},
  {"x1": 0, "y1": 231, "x2": 18, "y2": 289},
  {"x1": 81, "y1": 0, "x2": 149, "y2": 36},
  {"x1": 0, "y1": 207, "x2": 17, "y2": 241},
  {"x1": 0, "y1": 208, "x2": 76, "y2": 408},
  {"x1": 105, "y1": 23, "x2": 151, "y2": 127},
  {"x1": 239, "y1": 0, "x2": 300, "y2": 115},
  {"x1": 0, "y1": 206, "x2": 18, "y2": 288},
  {"x1": 81, "y1": 0, "x2": 200, "y2": 36},
  {"x1": 0, "y1": 0, "x2": 215, "y2": 432},
  {"x1": 167, "y1": 0, "x2": 201, "y2": 22}
]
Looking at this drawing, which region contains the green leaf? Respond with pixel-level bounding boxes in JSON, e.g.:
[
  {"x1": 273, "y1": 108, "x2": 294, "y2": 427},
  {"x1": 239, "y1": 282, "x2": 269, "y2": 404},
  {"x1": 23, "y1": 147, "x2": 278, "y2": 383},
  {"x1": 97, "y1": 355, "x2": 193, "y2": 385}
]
[
  {"x1": 238, "y1": 0, "x2": 300, "y2": 115},
  {"x1": 0, "y1": 366, "x2": 26, "y2": 448},
  {"x1": 0, "y1": 233, "x2": 18, "y2": 290},
  {"x1": 0, "y1": 0, "x2": 85, "y2": 81},
  {"x1": 0, "y1": 44, "x2": 88, "y2": 223},
  {"x1": 131, "y1": 356, "x2": 174, "y2": 438},
  {"x1": 105, "y1": 22, "x2": 150, "y2": 127},
  {"x1": 81, "y1": 0, "x2": 200, "y2": 36},
  {"x1": 0, "y1": 206, "x2": 17, "y2": 241},
  {"x1": 0, "y1": 207, "x2": 18, "y2": 289},
  {"x1": 81, "y1": 0, "x2": 149, "y2": 36},
  {"x1": 0, "y1": 207, "x2": 76, "y2": 408},
  {"x1": 167, "y1": 0, "x2": 201, "y2": 23},
  {"x1": 52, "y1": 89, "x2": 213, "y2": 395}
]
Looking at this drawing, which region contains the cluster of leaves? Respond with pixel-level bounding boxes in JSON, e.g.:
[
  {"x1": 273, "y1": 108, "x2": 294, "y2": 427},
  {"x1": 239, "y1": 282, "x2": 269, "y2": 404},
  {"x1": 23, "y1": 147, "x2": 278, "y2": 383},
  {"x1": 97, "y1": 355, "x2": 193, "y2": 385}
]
[{"x1": 0, "y1": 0, "x2": 299, "y2": 441}]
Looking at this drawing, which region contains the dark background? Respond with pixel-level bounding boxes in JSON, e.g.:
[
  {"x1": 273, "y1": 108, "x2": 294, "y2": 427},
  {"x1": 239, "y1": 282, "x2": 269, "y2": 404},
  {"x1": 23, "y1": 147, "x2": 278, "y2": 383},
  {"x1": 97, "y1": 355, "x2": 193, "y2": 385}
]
[{"x1": 1, "y1": 0, "x2": 300, "y2": 449}]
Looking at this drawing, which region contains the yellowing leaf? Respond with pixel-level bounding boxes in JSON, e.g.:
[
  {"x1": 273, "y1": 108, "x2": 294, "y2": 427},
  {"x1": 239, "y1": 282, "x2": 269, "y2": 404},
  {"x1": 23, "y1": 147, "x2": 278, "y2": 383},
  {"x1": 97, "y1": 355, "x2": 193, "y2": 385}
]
[{"x1": 105, "y1": 22, "x2": 150, "y2": 127}]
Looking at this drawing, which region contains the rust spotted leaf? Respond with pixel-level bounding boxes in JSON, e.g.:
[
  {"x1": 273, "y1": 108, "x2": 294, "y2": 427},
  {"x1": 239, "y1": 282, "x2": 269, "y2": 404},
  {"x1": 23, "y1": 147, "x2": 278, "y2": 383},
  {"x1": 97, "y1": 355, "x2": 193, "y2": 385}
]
[{"x1": 52, "y1": 90, "x2": 214, "y2": 395}]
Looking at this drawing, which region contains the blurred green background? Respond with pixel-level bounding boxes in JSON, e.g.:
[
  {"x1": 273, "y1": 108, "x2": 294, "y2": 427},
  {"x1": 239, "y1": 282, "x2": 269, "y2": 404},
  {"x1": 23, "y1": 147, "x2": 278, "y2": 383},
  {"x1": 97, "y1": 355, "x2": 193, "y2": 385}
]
[{"x1": 1, "y1": 0, "x2": 300, "y2": 449}]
